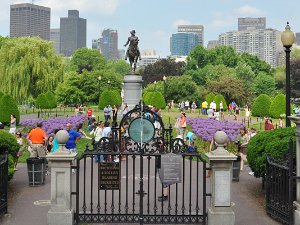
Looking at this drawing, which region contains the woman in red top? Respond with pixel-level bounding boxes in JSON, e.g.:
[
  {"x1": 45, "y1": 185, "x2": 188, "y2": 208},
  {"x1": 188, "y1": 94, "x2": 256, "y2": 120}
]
[{"x1": 86, "y1": 107, "x2": 93, "y2": 117}]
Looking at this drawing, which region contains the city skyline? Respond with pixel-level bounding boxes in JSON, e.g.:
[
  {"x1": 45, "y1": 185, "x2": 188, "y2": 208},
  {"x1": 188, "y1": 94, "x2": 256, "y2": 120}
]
[{"x1": 2, "y1": 0, "x2": 300, "y2": 57}]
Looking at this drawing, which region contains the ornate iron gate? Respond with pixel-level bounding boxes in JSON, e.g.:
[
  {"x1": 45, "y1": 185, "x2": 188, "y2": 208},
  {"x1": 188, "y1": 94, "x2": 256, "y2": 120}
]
[
  {"x1": 0, "y1": 152, "x2": 8, "y2": 217},
  {"x1": 73, "y1": 105, "x2": 210, "y2": 224},
  {"x1": 265, "y1": 140, "x2": 295, "y2": 225}
]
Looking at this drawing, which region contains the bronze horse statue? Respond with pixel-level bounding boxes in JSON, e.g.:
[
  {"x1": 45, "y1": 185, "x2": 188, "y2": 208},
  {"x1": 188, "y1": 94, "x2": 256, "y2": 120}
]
[{"x1": 124, "y1": 30, "x2": 141, "y2": 74}]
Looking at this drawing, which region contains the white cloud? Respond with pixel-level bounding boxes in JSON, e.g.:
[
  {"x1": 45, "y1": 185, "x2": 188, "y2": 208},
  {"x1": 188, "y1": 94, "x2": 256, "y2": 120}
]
[
  {"x1": 234, "y1": 5, "x2": 264, "y2": 16},
  {"x1": 172, "y1": 19, "x2": 191, "y2": 29},
  {"x1": 211, "y1": 18, "x2": 234, "y2": 28}
]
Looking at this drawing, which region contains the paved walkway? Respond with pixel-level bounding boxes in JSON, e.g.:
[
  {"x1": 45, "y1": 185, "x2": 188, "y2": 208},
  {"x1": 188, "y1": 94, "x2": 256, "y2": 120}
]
[{"x1": 0, "y1": 163, "x2": 279, "y2": 225}]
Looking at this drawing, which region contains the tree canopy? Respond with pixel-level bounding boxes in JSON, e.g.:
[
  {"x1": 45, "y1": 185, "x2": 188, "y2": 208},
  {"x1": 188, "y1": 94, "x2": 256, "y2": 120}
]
[{"x1": 0, "y1": 37, "x2": 64, "y2": 103}]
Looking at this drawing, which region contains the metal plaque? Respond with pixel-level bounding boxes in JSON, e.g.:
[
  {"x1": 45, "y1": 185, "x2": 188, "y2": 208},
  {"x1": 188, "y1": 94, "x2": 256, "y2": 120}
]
[
  {"x1": 160, "y1": 153, "x2": 182, "y2": 185},
  {"x1": 214, "y1": 170, "x2": 231, "y2": 207},
  {"x1": 128, "y1": 118, "x2": 155, "y2": 143},
  {"x1": 99, "y1": 162, "x2": 120, "y2": 190}
]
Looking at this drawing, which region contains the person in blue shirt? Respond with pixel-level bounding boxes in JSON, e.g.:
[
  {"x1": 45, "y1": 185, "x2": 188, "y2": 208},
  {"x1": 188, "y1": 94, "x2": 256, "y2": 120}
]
[{"x1": 65, "y1": 123, "x2": 82, "y2": 153}]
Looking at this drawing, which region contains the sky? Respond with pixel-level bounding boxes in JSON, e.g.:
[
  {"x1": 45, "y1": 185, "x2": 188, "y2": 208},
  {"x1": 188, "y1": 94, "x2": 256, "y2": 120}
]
[{"x1": 1, "y1": 0, "x2": 300, "y2": 57}]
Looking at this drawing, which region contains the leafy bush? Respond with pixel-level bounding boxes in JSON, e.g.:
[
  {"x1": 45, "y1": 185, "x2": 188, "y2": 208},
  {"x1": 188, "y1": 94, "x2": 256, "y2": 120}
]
[
  {"x1": 247, "y1": 127, "x2": 296, "y2": 178},
  {"x1": 45, "y1": 91, "x2": 57, "y2": 109},
  {"x1": 36, "y1": 93, "x2": 49, "y2": 109},
  {"x1": 0, "y1": 91, "x2": 4, "y2": 99},
  {"x1": 269, "y1": 94, "x2": 286, "y2": 118},
  {"x1": 213, "y1": 94, "x2": 228, "y2": 111},
  {"x1": 0, "y1": 94, "x2": 20, "y2": 125},
  {"x1": 251, "y1": 94, "x2": 271, "y2": 117},
  {"x1": 143, "y1": 91, "x2": 166, "y2": 109},
  {"x1": 0, "y1": 131, "x2": 20, "y2": 179},
  {"x1": 205, "y1": 92, "x2": 215, "y2": 106},
  {"x1": 98, "y1": 90, "x2": 122, "y2": 109}
]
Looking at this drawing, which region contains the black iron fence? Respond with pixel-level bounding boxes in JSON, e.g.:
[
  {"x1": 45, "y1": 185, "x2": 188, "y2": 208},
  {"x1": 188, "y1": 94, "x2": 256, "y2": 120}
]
[
  {"x1": 0, "y1": 152, "x2": 8, "y2": 217},
  {"x1": 265, "y1": 140, "x2": 295, "y2": 225}
]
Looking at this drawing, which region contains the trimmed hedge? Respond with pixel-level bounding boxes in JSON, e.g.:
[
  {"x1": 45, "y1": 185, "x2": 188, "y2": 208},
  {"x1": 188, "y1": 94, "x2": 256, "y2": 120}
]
[
  {"x1": 269, "y1": 94, "x2": 286, "y2": 118},
  {"x1": 205, "y1": 92, "x2": 215, "y2": 106},
  {"x1": 213, "y1": 94, "x2": 228, "y2": 111},
  {"x1": 98, "y1": 90, "x2": 122, "y2": 110},
  {"x1": 251, "y1": 94, "x2": 271, "y2": 117},
  {"x1": 143, "y1": 91, "x2": 166, "y2": 109},
  {"x1": 0, "y1": 131, "x2": 20, "y2": 179},
  {"x1": 0, "y1": 94, "x2": 20, "y2": 125},
  {"x1": 247, "y1": 127, "x2": 296, "y2": 178}
]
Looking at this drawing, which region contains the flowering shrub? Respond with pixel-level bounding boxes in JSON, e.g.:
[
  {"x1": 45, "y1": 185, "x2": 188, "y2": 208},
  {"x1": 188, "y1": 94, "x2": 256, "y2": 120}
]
[
  {"x1": 186, "y1": 118, "x2": 243, "y2": 142},
  {"x1": 20, "y1": 116, "x2": 87, "y2": 136}
]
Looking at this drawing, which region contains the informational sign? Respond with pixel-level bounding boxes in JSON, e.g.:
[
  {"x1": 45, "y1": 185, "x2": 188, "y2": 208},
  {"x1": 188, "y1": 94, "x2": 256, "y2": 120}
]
[
  {"x1": 160, "y1": 153, "x2": 182, "y2": 185},
  {"x1": 99, "y1": 162, "x2": 120, "y2": 190},
  {"x1": 214, "y1": 170, "x2": 231, "y2": 207},
  {"x1": 128, "y1": 118, "x2": 155, "y2": 143}
]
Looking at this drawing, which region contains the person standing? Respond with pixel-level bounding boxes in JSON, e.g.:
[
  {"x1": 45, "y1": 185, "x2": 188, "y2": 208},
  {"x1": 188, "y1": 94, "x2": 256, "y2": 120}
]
[
  {"x1": 179, "y1": 112, "x2": 187, "y2": 138},
  {"x1": 112, "y1": 104, "x2": 118, "y2": 126},
  {"x1": 14, "y1": 131, "x2": 24, "y2": 170},
  {"x1": 26, "y1": 122, "x2": 47, "y2": 157},
  {"x1": 202, "y1": 100, "x2": 208, "y2": 115},
  {"x1": 103, "y1": 105, "x2": 110, "y2": 123},
  {"x1": 277, "y1": 116, "x2": 284, "y2": 128},
  {"x1": 122, "y1": 103, "x2": 129, "y2": 117},
  {"x1": 65, "y1": 123, "x2": 81, "y2": 153},
  {"x1": 9, "y1": 114, "x2": 17, "y2": 135}
]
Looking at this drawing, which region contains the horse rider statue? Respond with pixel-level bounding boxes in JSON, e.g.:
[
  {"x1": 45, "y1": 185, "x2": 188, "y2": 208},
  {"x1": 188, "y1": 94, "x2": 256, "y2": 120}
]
[{"x1": 124, "y1": 30, "x2": 141, "y2": 61}]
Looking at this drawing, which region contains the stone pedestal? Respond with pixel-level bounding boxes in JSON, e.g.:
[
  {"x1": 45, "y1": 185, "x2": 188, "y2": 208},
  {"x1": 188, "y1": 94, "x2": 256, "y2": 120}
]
[
  {"x1": 46, "y1": 130, "x2": 76, "y2": 225},
  {"x1": 123, "y1": 74, "x2": 143, "y2": 110},
  {"x1": 289, "y1": 115, "x2": 300, "y2": 223},
  {"x1": 205, "y1": 131, "x2": 237, "y2": 225}
]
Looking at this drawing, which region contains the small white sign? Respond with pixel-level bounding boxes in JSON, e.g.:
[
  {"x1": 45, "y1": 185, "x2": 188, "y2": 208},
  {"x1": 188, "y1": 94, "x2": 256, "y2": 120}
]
[{"x1": 214, "y1": 170, "x2": 231, "y2": 207}]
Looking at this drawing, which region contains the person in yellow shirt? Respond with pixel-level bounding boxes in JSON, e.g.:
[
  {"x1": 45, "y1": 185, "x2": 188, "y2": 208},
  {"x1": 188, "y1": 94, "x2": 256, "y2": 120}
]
[{"x1": 202, "y1": 100, "x2": 208, "y2": 115}]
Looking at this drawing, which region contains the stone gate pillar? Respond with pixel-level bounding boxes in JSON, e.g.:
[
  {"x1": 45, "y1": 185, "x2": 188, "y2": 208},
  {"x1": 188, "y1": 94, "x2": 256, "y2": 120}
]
[
  {"x1": 289, "y1": 116, "x2": 300, "y2": 224},
  {"x1": 46, "y1": 130, "x2": 77, "y2": 225},
  {"x1": 205, "y1": 131, "x2": 237, "y2": 225}
]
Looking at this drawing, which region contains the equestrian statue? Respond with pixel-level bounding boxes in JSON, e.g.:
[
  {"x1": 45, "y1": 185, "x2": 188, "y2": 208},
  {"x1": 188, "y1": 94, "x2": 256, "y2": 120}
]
[{"x1": 124, "y1": 30, "x2": 141, "y2": 74}]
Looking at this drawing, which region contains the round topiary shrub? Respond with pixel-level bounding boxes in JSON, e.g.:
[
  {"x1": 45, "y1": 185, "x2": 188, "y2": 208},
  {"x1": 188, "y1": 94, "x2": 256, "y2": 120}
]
[
  {"x1": 45, "y1": 91, "x2": 57, "y2": 109},
  {"x1": 247, "y1": 127, "x2": 296, "y2": 178},
  {"x1": 36, "y1": 93, "x2": 49, "y2": 109},
  {"x1": 269, "y1": 94, "x2": 286, "y2": 118},
  {"x1": 143, "y1": 91, "x2": 166, "y2": 109},
  {"x1": 251, "y1": 94, "x2": 271, "y2": 117},
  {"x1": 213, "y1": 94, "x2": 228, "y2": 111},
  {"x1": 205, "y1": 92, "x2": 215, "y2": 106},
  {"x1": 0, "y1": 130, "x2": 20, "y2": 179},
  {"x1": 0, "y1": 94, "x2": 20, "y2": 125},
  {"x1": 99, "y1": 90, "x2": 122, "y2": 109}
]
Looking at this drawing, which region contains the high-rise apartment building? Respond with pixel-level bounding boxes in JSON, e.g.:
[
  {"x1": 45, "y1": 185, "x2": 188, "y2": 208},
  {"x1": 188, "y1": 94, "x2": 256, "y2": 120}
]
[
  {"x1": 10, "y1": 3, "x2": 50, "y2": 40},
  {"x1": 178, "y1": 25, "x2": 204, "y2": 46},
  {"x1": 218, "y1": 28, "x2": 281, "y2": 67},
  {"x1": 207, "y1": 40, "x2": 218, "y2": 49},
  {"x1": 170, "y1": 32, "x2": 198, "y2": 56},
  {"x1": 60, "y1": 10, "x2": 86, "y2": 56},
  {"x1": 50, "y1": 28, "x2": 60, "y2": 54},
  {"x1": 99, "y1": 29, "x2": 119, "y2": 60},
  {"x1": 238, "y1": 17, "x2": 266, "y2": 31}
]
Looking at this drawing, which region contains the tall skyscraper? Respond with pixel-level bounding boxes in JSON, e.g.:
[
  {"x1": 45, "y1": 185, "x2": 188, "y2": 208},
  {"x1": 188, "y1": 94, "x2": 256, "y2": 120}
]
[
  {"x1": 238, "y1": 17, "x2": 266, "y2": 31},
  {"x1": 99, "y1": 29, "x2": 119, "y2": 60},
  {"x1": 10, "y1": 3, "x2": 50, "y2": 40},
  {"x1": 178, "y1": 25, "x2": 204, "y2": 46},
  {"x1": 218, "y1": 28, "x2": 281, "y2": 67},
  {"x1": 60, "y1": 10, "x2": 86, "y2": 56},
  {"x1": 170, "y1": 32, "x2": 198, "y2": 56},
  {"x1": 50, "y1": 28, "x2": 60, "y2": 54}
]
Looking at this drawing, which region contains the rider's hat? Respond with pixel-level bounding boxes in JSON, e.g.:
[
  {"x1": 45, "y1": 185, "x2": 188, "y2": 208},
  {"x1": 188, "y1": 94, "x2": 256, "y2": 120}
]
[{"x1": 130, "y1": 30, "x2": 136, "y2": 35}]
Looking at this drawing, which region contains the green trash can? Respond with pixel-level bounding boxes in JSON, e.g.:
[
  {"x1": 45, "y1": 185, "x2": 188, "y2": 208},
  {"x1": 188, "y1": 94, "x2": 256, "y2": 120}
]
[{"x1": 27, "y1": 157, "x2": 46, "y2": 186}]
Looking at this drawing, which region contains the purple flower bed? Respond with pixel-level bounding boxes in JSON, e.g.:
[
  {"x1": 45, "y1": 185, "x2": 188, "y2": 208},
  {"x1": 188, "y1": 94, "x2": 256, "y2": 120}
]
[
  {"x1": 20, "y1": 116, "x2": 87, "y2": 136},
  {"x1": 186, "y1": 118, "x2": 244, "y2": 142}
]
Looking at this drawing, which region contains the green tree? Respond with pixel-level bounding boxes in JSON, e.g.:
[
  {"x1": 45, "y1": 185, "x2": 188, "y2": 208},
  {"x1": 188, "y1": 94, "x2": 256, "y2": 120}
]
[
  {"x1": 186, "y1": 45, "x2": 209, "y2": 69},
  {"x1": 35, "y1": 93, "x2": 49, "y2": 109},
  {"x1": 290, "y1": 60, "x2": 300, "y2": 98},
  {"x1": 208, "y1": 46, "x2": 239, "y2": 68},
  {"x1": 274, "y1": 67, "x2": 285, "y2": 91},
  {"x1": 140, "y1": 58, "x2": 185, "y2": 86},
  {"x1": 0, "y1": 37, "x2": 64, "y2": 103},
  {"x1": 0, "y1": 94, "x2": 20, "y2": 125},
  {"x1": 252, "y1": 94, "x2": 271, "y2": 117},
  {"x1": 105, "y1": 60, "x2": 131, "y2": 76},
  {"x1": 45, "y1": 91, "x2": 57, "y2": 109},
  {"x1": 71, "y1": 48, "x2": 106, "y2": 73},
  {"x1": 240, "y1": 53, "x2": 271, "y2": 75},
  {"x1": 235, "y1": 61, "x2": 255, "y2": 99},
  {"x1": 253, "y1": 72, "x2": 276, "y2": 96},
  {"x1": 269, "y1": 94, "x2": 286, "y2": 118},
  {"x1": 207, "y1": 74, "x2": 247, "y2": 104},
  {"x1": 98, "y1": 90, "x2": 122, "y2": 110}
]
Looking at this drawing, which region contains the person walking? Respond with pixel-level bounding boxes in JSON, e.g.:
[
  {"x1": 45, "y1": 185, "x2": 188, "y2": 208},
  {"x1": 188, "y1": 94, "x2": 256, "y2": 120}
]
[
  {"x1": 26, "y1": 122, "x2": 47, "y2": 157},
  {"x1": 14, "y1": 131, "x2": 24, "y2": 170},
  {"x1": 9, "y1": 114, "x2": 17, "y2": 135},
  {"x1": 65, "y1": 123, "x2": 82, "y2": 153}
]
